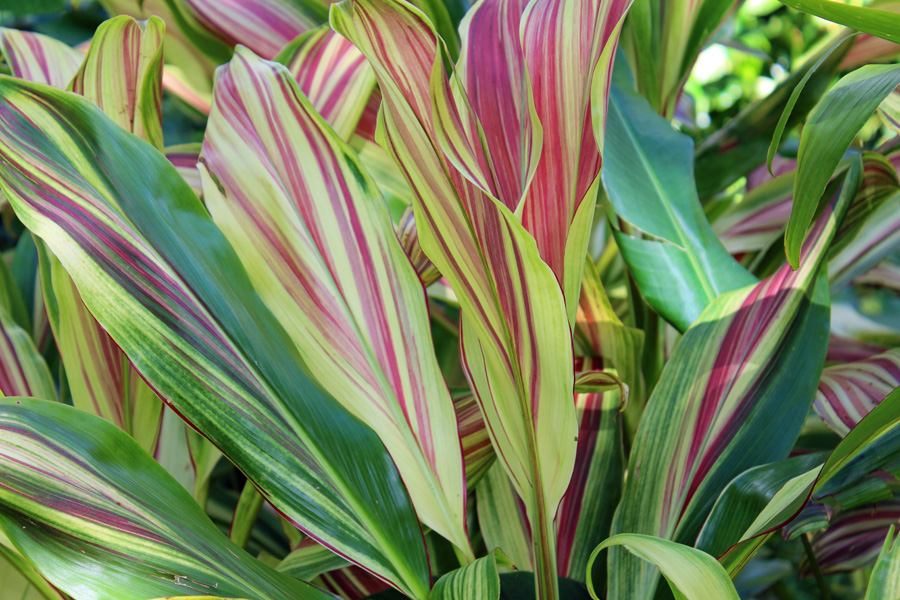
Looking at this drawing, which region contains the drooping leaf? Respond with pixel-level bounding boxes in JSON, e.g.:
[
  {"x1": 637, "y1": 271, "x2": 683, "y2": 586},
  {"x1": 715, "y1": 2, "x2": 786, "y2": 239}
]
[
  {"x1": 0, "y1": 28, "x2": 82, "y2": 88},
  {"x1": 603, "y1": 82, "x2": 756, "y2": 331},
  {"x1": 806, "y1": 503, "x2": 900, "y2": 576},
  {"x1": 786, "y1": 64, "x2": 900, "y2": 268},
  {"x1": 0, "y1": 397, "x2": 337, "y2": 600},
  {"x1": 0, "y1": 77, "x2": 430, "y2": 597},
  {"x1": 183, "y1": 0, "x2": 324, "y2": 59},
  {"x1": 608, "y1": 163, "x2": 860, "y2": 598},
  {"x1": 200, "y1": 46, "x2": 469, "y2": 557},
  {"x1": 586, "y1": 534, "x2": 740, "y2": 600}
]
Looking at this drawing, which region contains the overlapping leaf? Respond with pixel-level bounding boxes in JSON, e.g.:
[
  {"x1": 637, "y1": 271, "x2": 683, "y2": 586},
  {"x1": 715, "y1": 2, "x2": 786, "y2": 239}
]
[
  {"x1": 607, "y1": 163, "x2": 860, "y2": 598},
  {"x1": 331, "y1": 1, "x2": 587, "y2": 593},
  {"x1": 0, "y1": 77, "x2": 430, "y2": 597},
  {"x1": 603, "y1": 82, "x2": 755, "y2": 331},
  {"x1": 200, "y1": 46, "x2": 468, "y2": 557},
  {"x1": 0, "y1": 28, "x2": 81, "y2": 88},
  {"x1": 0, "y1": 397, "x2": 337, "y2": 600}
]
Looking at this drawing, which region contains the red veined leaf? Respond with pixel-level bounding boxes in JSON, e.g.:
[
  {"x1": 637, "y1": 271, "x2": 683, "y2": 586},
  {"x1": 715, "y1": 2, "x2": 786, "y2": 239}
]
[
  {"x1": 815, "y1": 349, "x2": 900, "y2": 436},
  {"x1": 803, "y1": 502, "x2": 900, "y2": 576},
  {"x1": 0, "y1": 28, "x2": 81, "y2": 88}
]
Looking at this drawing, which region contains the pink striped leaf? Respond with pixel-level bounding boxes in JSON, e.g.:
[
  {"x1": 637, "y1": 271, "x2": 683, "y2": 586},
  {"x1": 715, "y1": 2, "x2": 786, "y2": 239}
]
[
  {"x1": 331, "y1": 1, "x2": 598, "y2": 593},
  {"x1": 200, "y1": 46, "x2": 469, "y2": 557},
  {"x1": 0, "y1": 260, "x2": 54, "y2": 401},
  {"x1": 814, "y1": 349, "x2": 900, "y2": 437},
  {"x1": 98, "y1": 0, "x2": 230, "y2": 108},
  {"x1": 804, "y1": 502, "x2": 900, "y2": 575},
  {"x1": 608, "y1": 163, "x2": 861, "y2": 598},
  {"x1": 0, "y1": 397, "x2": 338, "y2": 600},
  {"x1": 184, "y1": 0, "x2": 325, "y2": 59},
  {"x1": 70, "y1": 15, "x2": 165, "y2": 151},
  {"x1": 276, "y1": 26, "x2": 375, "y2": 140},
  {"x1": 0, "y1": 28, "x2": 81, "y2": 88},
  {"x1": 164, "y1": 143, "x2": 203, "y2": 198},
  {"x1": 0, "y1": 77, "x2": 430, "y2": 597}
]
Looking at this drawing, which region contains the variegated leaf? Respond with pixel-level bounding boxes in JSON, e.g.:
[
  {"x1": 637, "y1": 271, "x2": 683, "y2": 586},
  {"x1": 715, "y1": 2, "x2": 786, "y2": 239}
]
[
  {"x1": 608, "y1": 163, "x2": 861, "y2": 598},
  {"x1": 0, "y1": 77, "x2": 430, "y2": 597},
  {"x1": 0, "y1": 397, "x2": 337, "y2": 600},
  {"x1": 0, "y1": 28, "x2": 81, "y2": 88},
  {"x1": 814, "y1": 349, "x2": 900, "y2": 437},
  {"x1": 331, "y1": 1, "x2": 578, "y2": 594},
  {"x1": 165, "y1": 143, "x2": 203, "y2": 198},
  {"x1": 70, "y1": 15, "x2": 165, "y2": 151},
  {"x1": 201, "y1": 47, "x2": 468, "y2": 557},
  {"x1": 805, "y1": 502, "x2": 900, "y2": 576}
]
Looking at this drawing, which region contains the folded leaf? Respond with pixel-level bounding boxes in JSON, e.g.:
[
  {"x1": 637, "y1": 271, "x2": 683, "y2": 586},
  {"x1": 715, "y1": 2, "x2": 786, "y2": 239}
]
[
  {"x1": 786, "y1": 64, "x2": 900, "y2": 268},
  {"x1": 70, "y1": 15, "x2": 165, "y2": 151},
  {"x1": 200, "y1": 46, "x2": 468, "y2": 557},
  {"x1": 603, "y1": 83, "x2": 755, "y2": 330},
  {"x1": 0, "y1": 77, "x2": 430, "y2": 598},
  {"x1": 719, "y1": 384, "x2": 900, "y2": 575},
  {"x1": 608, "y1": 163, "x2": 860, "y2": 598},
  {"x1": 331, "y1": 1, "x2": 579, "y2": 594},
  {"x1": 0, "y1": 28, "x2": 81, "y2": 88},
  {"x1": 0, "y1": 397, "x2": 337, "y2": 600}
]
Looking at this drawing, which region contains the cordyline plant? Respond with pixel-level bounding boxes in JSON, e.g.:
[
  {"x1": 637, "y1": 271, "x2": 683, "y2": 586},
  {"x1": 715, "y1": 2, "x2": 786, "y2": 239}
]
[{"x1": 3, "y1": 0, "x2": 900, "y2": 599}]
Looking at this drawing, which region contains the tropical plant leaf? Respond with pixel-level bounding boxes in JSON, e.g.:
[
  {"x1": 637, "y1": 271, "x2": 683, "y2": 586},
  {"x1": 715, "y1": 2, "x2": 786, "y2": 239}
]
[
  {"x1": 780, "y1": 0, "x2": 900, "y2": 43},
  {"x1": 430, "y1": 549, "x2": 504, "y2": 600},
  {"x1": 331, "y1": 1, "x2": 586, "y2": 593},
  {"x1": 866, "y1": 523, "x2": 900, "y2": 599},
  {"x1": 718, "y1": 384, "x2": 900, "y2": 575},
  {"x1": 200, "y1": 46, "x2": 468, "y2": 557},
  {"x1": 0, "y1": 28, "x2": 82, "y2": 88},
  {"x1": 586, "y1": 534, "x2": 740, "y2": 600},
  {"x1": 165, "y1": 143, "x2": 203, "y2": 197},
  {"x1": 786, "y1": 64, "x2": 900, "y2": 268},
  {"x1": 603, "y1": 82, "x2": 755, "y2": 331},
  {"x1": 814, "y1": 349, "x2": 900, "y2": 436},
  {"x1": 70, "y1": 15, "x2": 166, "y2": 151},
  {"x1": 607, "y1": 162, "x2": 860, "y2": 598},
  {"x1": 0, "y1": 77, "x2": 430, "y2": 598},
  {"x1": 803, "y1": 503, "x2": 900, "y2": 577},
  {"x1": 0, "y1": 397, "x2": 338, "y2": 600}
]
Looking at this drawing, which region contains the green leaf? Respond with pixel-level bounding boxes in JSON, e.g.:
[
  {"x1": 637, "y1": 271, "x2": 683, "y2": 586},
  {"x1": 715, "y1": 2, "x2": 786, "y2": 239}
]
[
  {"x1": 603, "y1": 83, "x2": 756, "y2": 331},
  {"x1": 780, "y1": 0, "x2": 900, "y2": 43},
  {"x1": 608, "y1": 163, "x2": 859, "y2": 599},
  {"x1": 0, "y1": 543, "x2": 65, "y2": 600},
  {"x1": 0, "y1": 77, "x2": 430, "y2": 598},
  {"x1": 586, "y1": 534, "x2": 739, "y2": 600},
  {"x1": 719, "y1": 384, "x2": 900, "y2": 575},
  {"x1": 786, "y1": 64, "x2": 900, "y2": 268},
  {"x1": 0, "y1": 397, "x2": 337, "y2": 600},
  {"x1": 865, "y1": 525, "x2": 900, "y2": 599},
  {"x1": 429, "y1": 549, "x2": 503, "y2": 600}
]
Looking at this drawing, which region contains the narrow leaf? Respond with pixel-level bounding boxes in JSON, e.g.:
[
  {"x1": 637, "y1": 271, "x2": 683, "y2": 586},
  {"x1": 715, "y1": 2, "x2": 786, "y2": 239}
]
[
  {"x1": 866, "y1": 523, "x2": 900, "y2": 599},
  {"x1": 780, "y1": 0, "x2": 900, "y2": 43},
  {"x1": 786, "y1": 64, "x2": 900, "y2": 268}
]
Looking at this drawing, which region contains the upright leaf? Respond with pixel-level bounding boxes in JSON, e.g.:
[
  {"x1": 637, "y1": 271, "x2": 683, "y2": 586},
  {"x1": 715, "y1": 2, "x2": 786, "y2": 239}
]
[
  {"x1": 786, "y1": 64, "x2": 900, "y2": 268},
  {"x1": 603, "y1": 83, "x2": 755, "y2": 331},
  {"x1": 867, "y1": 524, "x2": 900, "y2": 599},
  {"x1": 0, "y1": 78, "x2": 430, "y2": 598},
  {"x1": 200, "y1": 47, "x2": 469, "y2": 557},
  {"x1": 0, "y1": 397, "x2": 337, "y2": 600},
  {"x1": 430, "y1": 550, "x2": 503, "y2": 600},
  {"x1": 608, "y1": 163, "x2": 860, "y2": 598}
]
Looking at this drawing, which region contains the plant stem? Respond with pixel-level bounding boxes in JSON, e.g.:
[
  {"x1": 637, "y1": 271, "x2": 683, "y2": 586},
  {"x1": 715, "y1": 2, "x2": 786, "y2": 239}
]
[{"x1": 801, "y1": 533, "x2": 831, "y2": 600}]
